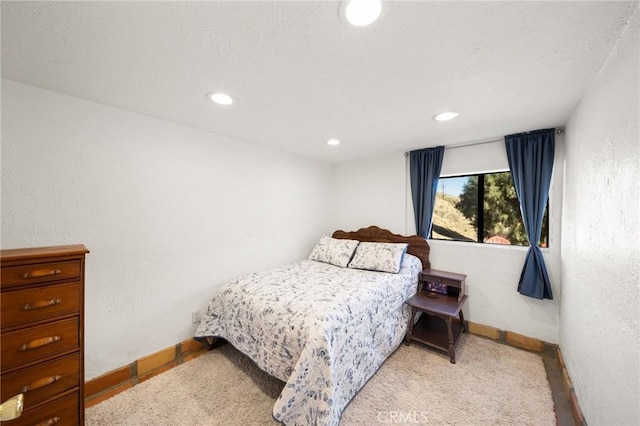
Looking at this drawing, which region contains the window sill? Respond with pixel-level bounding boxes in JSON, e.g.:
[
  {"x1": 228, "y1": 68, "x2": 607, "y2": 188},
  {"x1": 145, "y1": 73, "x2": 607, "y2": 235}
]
[{"x1": 428, "y1": 238, "x2": 551, "y2": 254}]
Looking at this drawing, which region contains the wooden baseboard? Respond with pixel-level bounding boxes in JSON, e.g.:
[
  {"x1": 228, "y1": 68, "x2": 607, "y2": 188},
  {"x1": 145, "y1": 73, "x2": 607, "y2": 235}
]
[
  {"x1": 467, "y1": 321, "x2": 550, "y2": 352},
  {"x1": 467, "y1": 321, "x2": 502, "y2": 340},
  {"x1": 84, "y1": 338, "x2": 208, "y2": 407},
  {"x1": 556, "y1": 348, "x2": 586, "y2": 426}
]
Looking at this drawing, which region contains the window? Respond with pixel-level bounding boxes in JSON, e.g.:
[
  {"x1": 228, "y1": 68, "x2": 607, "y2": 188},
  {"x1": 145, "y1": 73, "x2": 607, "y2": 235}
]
[{"x1": 431, "y1": 172, "x2": 549, "y2": 247}]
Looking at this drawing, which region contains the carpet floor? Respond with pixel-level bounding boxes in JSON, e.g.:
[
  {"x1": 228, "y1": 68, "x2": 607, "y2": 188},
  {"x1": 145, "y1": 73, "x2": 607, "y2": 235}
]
[{"x1": 86, "y1": 334, "x2": 556, "y2": 425}]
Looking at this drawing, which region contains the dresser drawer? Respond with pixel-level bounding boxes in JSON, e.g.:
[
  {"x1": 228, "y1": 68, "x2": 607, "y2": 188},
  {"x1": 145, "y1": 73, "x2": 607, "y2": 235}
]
[
  {"x1": 1, "y1": 261, "x2": 81, "y2": 289},
  {"x1": 9, "y1": 392, "x2": 78, "y2": 426},
  {"x1": 1, "y1": 283, "x2": 81, "y2": 329},
  {"x1": 1, "y1": 318, "x2": 79, "y2": 370},
  {"x1": 1, "y1": 354, "x2": 79, "y2": 410}
]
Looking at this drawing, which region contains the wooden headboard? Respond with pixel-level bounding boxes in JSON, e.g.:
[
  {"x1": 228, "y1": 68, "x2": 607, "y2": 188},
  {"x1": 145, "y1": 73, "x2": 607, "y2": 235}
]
[{"x1": 332, "y1": 226, "x2": 430, "y2": 270}]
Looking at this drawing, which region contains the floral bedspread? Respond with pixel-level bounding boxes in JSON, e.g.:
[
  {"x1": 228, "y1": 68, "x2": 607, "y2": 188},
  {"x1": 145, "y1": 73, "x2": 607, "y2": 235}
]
[{"x1": 194, "y1": 255, "x2": 422, "y2": 426}]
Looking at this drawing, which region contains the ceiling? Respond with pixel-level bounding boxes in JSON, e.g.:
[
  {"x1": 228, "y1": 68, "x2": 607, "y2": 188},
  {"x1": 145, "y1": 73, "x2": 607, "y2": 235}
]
[{"x1": 2, "y1": 1, "x2": 637, "y2": 163}]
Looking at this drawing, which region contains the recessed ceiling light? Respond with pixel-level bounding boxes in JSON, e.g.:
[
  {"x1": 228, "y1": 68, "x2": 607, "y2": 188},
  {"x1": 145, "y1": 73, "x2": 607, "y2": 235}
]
[
  {"x1": 208, "y1": 92, "x2": 233, "y2": 105},
  {"x1": 433, "y1": 112, "x2": 459, "y2": 121},
  {"x1": 343, "y1": 0, "x2": 382, "y2": 27},
  {"x1": 327, "y1": 139, "x2": 341, "y2": 146}
]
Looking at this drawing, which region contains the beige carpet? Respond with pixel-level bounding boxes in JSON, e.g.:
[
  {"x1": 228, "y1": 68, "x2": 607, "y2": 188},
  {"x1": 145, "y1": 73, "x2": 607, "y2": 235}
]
[{"x1": 86, "y1": 334, "x2": 556, "y2": 425}]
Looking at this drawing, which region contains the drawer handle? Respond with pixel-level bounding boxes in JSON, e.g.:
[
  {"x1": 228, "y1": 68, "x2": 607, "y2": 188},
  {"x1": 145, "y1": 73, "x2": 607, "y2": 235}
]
[
  {"x1": 18, "y1": 336, "x2": 61, "y2": 351},
  {"x1": 20, "y1": 269, "x2": 62, "y2": 279},
  {"x1": 21, "y1": 375, "x2": 62, "y2": 393},
  {"x1": 35, "y1": 417, "x2": 60, "y2": 426},
  {"x1": 22, "y1": 299, "x2": 62, "y2": 311}
]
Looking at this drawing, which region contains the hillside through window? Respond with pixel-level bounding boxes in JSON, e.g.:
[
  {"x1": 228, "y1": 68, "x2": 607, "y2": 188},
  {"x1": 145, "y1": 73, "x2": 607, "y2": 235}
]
[{"x1": 431, "y1": 172, "x2": 549, "y2": 247}]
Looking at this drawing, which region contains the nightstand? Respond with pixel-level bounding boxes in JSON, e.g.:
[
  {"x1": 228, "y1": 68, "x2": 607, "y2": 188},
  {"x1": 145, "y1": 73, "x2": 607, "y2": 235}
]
[{"x1": 405, "y1": 269, "x2": 467, "y2": 363}]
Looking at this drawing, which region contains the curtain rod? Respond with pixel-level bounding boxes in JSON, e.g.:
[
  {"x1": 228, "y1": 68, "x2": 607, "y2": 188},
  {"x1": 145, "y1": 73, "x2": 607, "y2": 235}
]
[{"x1": 404, "y1": 128, "x2": 564, "y2": 156}]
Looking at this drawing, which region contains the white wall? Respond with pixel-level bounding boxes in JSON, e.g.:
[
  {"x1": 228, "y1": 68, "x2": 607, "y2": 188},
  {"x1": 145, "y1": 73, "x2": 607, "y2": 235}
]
[
  {"x1": 561, "y1": 7, "x2": 639, "y2": 425},
  {"x1": 330, "y1": 154, "x2": 407, "y2": 234},
  {"x1": 331, "y1": 137, "x2": 564, "y2": 344},
  {"x1": 1, "y1": 80, "x2": 333, "y2": 379}
]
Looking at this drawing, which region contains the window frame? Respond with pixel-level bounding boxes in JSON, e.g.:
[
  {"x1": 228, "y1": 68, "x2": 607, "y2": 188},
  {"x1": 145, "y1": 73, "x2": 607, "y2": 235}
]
[{"x1": 430, "y1": 171, "x2": 550, "y2": 247}]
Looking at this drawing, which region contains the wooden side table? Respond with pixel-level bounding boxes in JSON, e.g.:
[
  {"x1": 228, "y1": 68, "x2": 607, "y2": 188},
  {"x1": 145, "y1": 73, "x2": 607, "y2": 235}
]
[{"x1": 405, "y1": 269, "x2": 467, "y2": 363}]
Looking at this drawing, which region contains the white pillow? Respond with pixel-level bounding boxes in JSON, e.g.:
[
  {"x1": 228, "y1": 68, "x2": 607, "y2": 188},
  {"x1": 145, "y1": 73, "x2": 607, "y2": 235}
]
[
  {"x1": 308, "y1": 236, "x2": 359, "y2": 268},
  {"x1": 347, "y1": 242, "x2": 409, "y2": 273}
]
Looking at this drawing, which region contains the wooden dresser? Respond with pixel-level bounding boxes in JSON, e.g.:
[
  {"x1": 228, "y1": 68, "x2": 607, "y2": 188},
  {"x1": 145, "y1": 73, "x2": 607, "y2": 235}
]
[{"x1": 1, "y1": 245, "x2": 89, "y2": 425}]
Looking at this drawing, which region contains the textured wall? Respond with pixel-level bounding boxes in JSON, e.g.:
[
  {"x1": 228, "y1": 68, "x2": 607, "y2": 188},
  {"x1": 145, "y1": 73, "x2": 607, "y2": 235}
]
[
  {"x1": 330, "y1": 138, "x2": 564, "y2": 344},
  {"x1": 1, "y1": 80, "x2": 333, "y2": 379},
  {"x1": 561, "y1": 7, "x2": 639, "y2": 425}
]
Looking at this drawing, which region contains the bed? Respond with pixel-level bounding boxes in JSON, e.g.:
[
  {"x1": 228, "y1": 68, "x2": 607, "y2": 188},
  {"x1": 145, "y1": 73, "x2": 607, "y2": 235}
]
[{"x1": 194, "y1": 226, "x2": 430, "y2": 425}]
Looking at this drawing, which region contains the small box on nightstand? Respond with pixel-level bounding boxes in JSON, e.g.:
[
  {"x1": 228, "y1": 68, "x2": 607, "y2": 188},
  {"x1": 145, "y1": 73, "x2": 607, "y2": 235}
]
[{"x1": 419, "y1": 269, "x2": 466, "y2": 301}]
